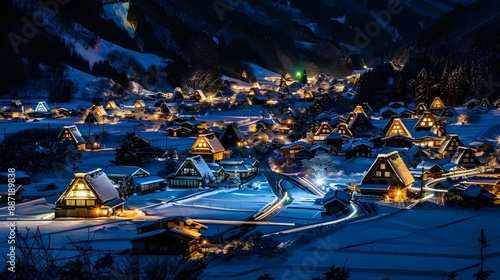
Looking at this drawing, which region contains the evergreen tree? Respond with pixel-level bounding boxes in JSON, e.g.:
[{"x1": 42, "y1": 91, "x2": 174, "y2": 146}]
[
  {"x1": 411, "y1": 68, "x2": 434, "y2": 105},
  {"x1": 301, "y1": 69, "x2": 308, "y2": 84},
  {"x1": 393, "y1": 76, "x2": 406, "y2": 102},
  {"x1": 119, "y1": 175, "x2": 136, "y2": 206},
  {"x1": 446, "y1": 66, "x2": 466, "y2": 104}
]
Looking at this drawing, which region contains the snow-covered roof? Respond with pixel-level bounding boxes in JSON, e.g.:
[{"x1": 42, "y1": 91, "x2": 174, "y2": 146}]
[
  {"x1": 311, "y1": 142, "x2": 330, "y2": 151},
  {"x1": 35, "y1": 101, "x2": 50, "y2": 112},
  {"x1": 138, "y1": 216, "x2": 208, "y2": 230},
  {"x1": 58, "y1": 125, "x2": 85, "y2": 144},
  {"x1": 206, "y1": 162, "x2": 224, "y2": 173},
  {"x1": 281, "y1": 141, "x2": 311, "y2": 149},
  {"x1": 83, "y1": 169, "x2": 120, "y2": 202},
  {"x1": 342, "y1": 139, "x2": 374, "y2": 151},
  {"x1": 464, "y1": 176, "x2": 500, "y2": 185},
  {"x1": 380, "y1": 106, "x2": 414, "y2": 116},
  {"x1": 133, "y1": 176, "x2": 164, "y2": 185},
  {"x1": 102, "y1": 197, "x2": 125, "y2": 208},
  {"x1": 130, "y1": 229, "x2": 167, "y2": 241},
  {"x1": 219, "y1": 158, "x2": 251, "y2": 165},
  {"x1": 325, "y1": 131, "x2": 343, "y2": 140},
  {"x1": 169, "y1": 226, "x2": 201, "y2": 239},
  {"x1": 222, "y1": 122, "x2": 244, "y2": 141},
  {"x1": 175, "y1": 156, "x2": 216, "y2": 182},
  {"x1": 196, "y1": 133, "x2": 225, "y2": 153},
  {"x1": 461, "y1": 185, "x2": 495, "y2": 199},
  {"x1": 437, "y1": 134, "x2": 462, "y2": 154},
  {"x1": 450, "y1": 147, "x2": 478, "y2": 165},
  {"x1": 104, "y1": 166, "x2": 150, "y2": 177},
  {"x1": 362, "y1": 151, "x2": 414, "y2": 187},
  {"x1": 386, "y1": 152, "x2": 415, "y2": 187},
  {"x1": 323, "y1": 189, "x2": 351, "y2": 206}
]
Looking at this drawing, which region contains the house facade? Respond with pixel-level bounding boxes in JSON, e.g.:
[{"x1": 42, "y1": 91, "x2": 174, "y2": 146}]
[
  {"x1": 219, "y1": 122, "x2": 245, "y2": 148},
  {"x1": 358, "y1": 151, "x2": 415, "y2": 196},
  {"x1": 281, "y1": 141, "x2": 311, "y2": 158},
  {"x1": 189, "y1": 133, "x2": 227, "y2": 162},
  {"x1": 323, "y1": 189, "x2": 351, "y2": 216},
  {"x1": 438, "y1": 134, "x2": 463, "y2": 158},
  {"x1": 313, "y1": 122, "x2": 334, "y2": 142},
  {"x1": 168, "y1": 156, "x2": 216, "y2": 188},
  {"x1": 58, "y1": 125, "x2": 86, "y2": 150},
  {"x1": 218, "y1": 158, "x2": 259, "y2": 179},
  {"x1": 55, "y1": 169, "x2": 124, "y2": 218}
]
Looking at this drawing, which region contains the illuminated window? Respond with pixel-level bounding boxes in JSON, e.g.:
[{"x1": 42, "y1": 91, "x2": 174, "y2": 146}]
[
  {"x1": 181, "y1": 167, "x2": 198, "y2": 176},
  {"x1": 380, "y1": 164, "x2": 386, "y2": 170},
  {"x1": 78, "y1": 183, "x2": 84, "y2": 189},
  {"x1": 76, "y1": 200, "x2": 86, "y2": 206},
  {"x1": 384, "y1": 171, "x2": 390, "y2": 177},
  {"x1": 66, "y1": 200, "x2": 75, "y2": 206},
  {"x1": 376, "y1": 171, "x2": 382, "y2": 177},
  {"x1": 87, "y1": 200, "x2": 95, "y2": 206},
  {"x1": 198, "y1": 140, "x2": 207, "y2": 148}
]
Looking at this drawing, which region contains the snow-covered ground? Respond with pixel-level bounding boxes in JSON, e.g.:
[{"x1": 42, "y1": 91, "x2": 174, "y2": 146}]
[{"x1": 204, "y1": 205, "x2": 500, "y2": 280}]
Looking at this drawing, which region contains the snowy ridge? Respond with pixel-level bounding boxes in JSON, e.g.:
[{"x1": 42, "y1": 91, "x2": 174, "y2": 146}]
[{"x1": 101, "y1": 2, "x2": 135, "y2": 39}]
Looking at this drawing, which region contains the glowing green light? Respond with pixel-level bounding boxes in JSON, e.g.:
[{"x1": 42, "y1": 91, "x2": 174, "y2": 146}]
[{"x1": 296, "y1": 71, "x2": 301, "y2": 78}]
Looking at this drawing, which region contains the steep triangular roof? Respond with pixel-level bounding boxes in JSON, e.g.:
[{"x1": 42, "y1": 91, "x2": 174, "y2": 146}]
[
  {"x1": 104, "y1": 100, "x2": 118, "y2": 109},
  {"x1": 174, "y1": 156, "x2": 216, "y2": 182},
  {"x1": 35, "y1": 101, "x2": 50, "y2": 112},
  {"x1": 353, "y1": 105, "x2": 366, "y2": 114},
  {"x1": 334, "y1": 122, "x2": 353, "y2": 137},
  {"x1": 438, "y1": 134, "x2": 463, "y2": 154},
  {"x1": 430, "y1": 97, "x2": 445, "y2": 110},
  {"x1": 247, "y1": 87, "x2": 261, "y2": 96},
  {"x1": 450, "y1": 147, "x2": 480, "y2": 165},
  {"x1": 314, "y1": 122, "x2": 333, "y2": 136},
  {"x1": 194, "y1": 90, "x2": 207, "y2": 101},
  {"x1": 56, "y1": 169, "x2": 120, "y2": 204},
  {"x1": 58, "y1": 125, "x2": 85, "y2": 144},
  {"x1": 323, "y1": 189, "x2": 351, "y2": 206},
  {"x1": 221, "y1": 122, "x2": 244, "y2": 142},
  {"x1": 416, "y1": 102, "x2": 428, "y2": 112},
  {"x1": 413, "y1": 111, "x2": 436, "y2": 131},
  {"x1": 362, "y1": 151, "x2": 414, "y2": 187},
  {"x1": 348, "y1": 112, "x2": 372, "y2": 129},
  {"x1": 192, "y1": 133, "x2": 225, "y2": 153},
  {"x1": 134, "y1": 100, "x2": 146, "y2": 108},
  {"x1": 384, "y1": 117, "x2": 412, "y2": 137}
]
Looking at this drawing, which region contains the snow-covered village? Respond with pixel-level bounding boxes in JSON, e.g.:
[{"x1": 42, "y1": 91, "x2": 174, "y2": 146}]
[{"x1": 1, "y1": 0, "x2": 500, "y2": 279}]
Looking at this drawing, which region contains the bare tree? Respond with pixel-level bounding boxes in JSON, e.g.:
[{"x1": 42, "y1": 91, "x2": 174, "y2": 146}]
[{"x1": 473, "y1": 228, "x2": 495, "y2": 280}]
